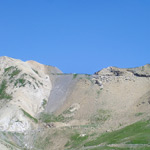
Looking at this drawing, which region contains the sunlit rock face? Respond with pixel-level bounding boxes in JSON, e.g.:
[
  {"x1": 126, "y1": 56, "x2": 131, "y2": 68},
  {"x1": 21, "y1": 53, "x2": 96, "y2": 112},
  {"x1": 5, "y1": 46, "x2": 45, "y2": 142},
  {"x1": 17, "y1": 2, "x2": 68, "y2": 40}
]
[{"x1": 0, "y1": 56, "x2": 52, "y2": 132}]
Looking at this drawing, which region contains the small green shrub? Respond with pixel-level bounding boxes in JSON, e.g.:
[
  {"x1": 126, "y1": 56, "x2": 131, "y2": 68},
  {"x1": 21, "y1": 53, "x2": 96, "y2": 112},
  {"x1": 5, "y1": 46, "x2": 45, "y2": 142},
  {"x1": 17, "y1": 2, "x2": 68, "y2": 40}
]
[
  {"x1": 21, "y1": 109, "x2": 38, "y2": 123},
  {"x1": 14, "y1": 78, "x2": 26, "y2": 87},
  {"x1": 65, "y1": 133, "x2": 88, "y2": 148},
  {"x1": 73, "y1": 74, "x2": 78, "y2": 79},
  {"x1": 10, "y1": 69, "x2": 21, "y2": 78},
  {"x1": 39, "y1": 113, "x2": 64, "y2": 123},
  {"x1": 42, "y1": 99, "x2": 47, "y2": 108},
  {"x1": 4, "y1": 66, "x2": 15, "y2": 73},
  {"x1": 62, "y1": 106, "x2": 75, "y2": 114},
  {"x1": 91, "y1": 109, "x2": 110, "y2": 123},
  {"x1": 135, "y1": 112, "x2": 143, "y2": 116},
  {"x1": 0, "y1": 80, "x2": 7, "y2": 93},
  {"x1": 85, "y1": 75, "x2": 94, "y2": 84},
  {"x1": 0, "y1": 80, "x2": 12, "y2": 100},
  {"x1": 5, "y1": 66, "x2": 21, "y2": 79},
  {"x1": 63, "y1": 109, "x2": 71, "y2": 114}
]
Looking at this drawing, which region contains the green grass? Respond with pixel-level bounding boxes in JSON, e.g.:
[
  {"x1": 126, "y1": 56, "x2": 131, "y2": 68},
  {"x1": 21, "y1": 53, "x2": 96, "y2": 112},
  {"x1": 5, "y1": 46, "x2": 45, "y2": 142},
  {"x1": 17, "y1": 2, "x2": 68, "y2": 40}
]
[
  {"x1": 14, "y1": 78, "x2": 26, "y2": 87},
  {"x1": 85, "y1": 75, "x2": 95, "y2": 84},
  {"x1": 63, "y1": 106, "x2": 75, "y2": 114},
  {"x1": 34, "y1": 135, "x2": 53, "y2": 150},
  {"x1": 4, "y1": 66, "x2": 15, "y2": 73},
  {"x1": 42, "y1": 99, "x2": 47, "y2": 108},
  {"x1": 65, "y1": 133, "x2": 88, "y2": 148},
  {"x1": 39, "y1": 113, "x2": 65, "y2": 123},
  {"x1": 10, "y1": 68, "x2": 21, "y2": 78},
  {"x1": 86, "y1": 146, "x2": 128, "y2": 150},
  {"x1": 0, "y1": 80, "x2": 12, "y2": 100},
  {"x1": 135, "y1": 112, "x2": 144, "y2": 117},
  {"x1": 86, "y1": 146, "x2": 150, "y2": 150},
  {"x1": 73, "y1": 74, "x2": 78, "y2": 79},
  {"x1": 63, "y1": 109, "x2": 71, "y2": 114},
  {"x1": 84, "y1": 119, "x2": 150, "y2": 147},
  {"x1": 4, "y1": 66, "x2": 21, "y2": 78},
  {"x1": 0, "y1": 80, "x2": 7, "y2": 95},
  {"x1": 0, "y1": 131, "x2": 26, "y2": 149},
  {"x1": 91, "y1": 109, "x2": 110, "y2": 123},
  {"x1": 21, "y1": 109, "x2": 38, "y2": 123}
]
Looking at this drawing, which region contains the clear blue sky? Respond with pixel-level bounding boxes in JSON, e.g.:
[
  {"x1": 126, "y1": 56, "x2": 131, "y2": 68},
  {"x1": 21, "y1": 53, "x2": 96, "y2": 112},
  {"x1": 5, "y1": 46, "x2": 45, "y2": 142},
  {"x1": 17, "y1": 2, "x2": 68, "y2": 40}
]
[{"x1": 0, "y1": 0, "x2": 150, "y2": 74}]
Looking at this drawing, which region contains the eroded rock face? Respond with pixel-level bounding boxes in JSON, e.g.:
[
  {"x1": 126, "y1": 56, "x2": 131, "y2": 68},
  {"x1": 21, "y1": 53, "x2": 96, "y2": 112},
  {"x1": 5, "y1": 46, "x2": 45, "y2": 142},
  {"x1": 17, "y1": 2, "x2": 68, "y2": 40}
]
[
  {"x1": 127, "y1": 64, "x2": 150, "y2": 77},
  {"x1": 0, "y1": 56, "x2": 52, "y2": 132},
  {"x1": 95, "y1": 67, "x2": 132, "y2": 76},
  {"x1": 95, "y1": 65, "x2": 150, "y2": 77},
  {"x1": 93, "y1": 65, "x2": 150, "y2": 91}
]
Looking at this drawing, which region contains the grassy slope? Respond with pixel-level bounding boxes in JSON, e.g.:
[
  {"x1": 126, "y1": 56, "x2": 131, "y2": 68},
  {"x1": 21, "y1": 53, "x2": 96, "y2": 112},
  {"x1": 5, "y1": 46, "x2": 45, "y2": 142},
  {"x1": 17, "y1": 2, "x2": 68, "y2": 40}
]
[
  {"x1": 83, "y1": 119, "x2": 150, "y2": 149},
  {"x1": 63, "y1": 119, "x2": 150, "y2": 149}
]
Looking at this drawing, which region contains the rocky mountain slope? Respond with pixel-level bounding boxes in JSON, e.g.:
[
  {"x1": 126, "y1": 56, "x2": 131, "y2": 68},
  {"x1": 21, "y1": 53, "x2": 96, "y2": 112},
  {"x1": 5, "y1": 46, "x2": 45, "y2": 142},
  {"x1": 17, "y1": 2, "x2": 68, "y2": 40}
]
[{"x1": 0, "y1": 56, "x2": 150, "y2": 150}]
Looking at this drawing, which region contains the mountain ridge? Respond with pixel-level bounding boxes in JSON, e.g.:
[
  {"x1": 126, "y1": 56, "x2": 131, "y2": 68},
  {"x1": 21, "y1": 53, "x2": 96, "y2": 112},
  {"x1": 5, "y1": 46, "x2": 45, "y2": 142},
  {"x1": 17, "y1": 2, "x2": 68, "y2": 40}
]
[{"x1": 0, "y1": 56, "x2": 150, "y2": 150}]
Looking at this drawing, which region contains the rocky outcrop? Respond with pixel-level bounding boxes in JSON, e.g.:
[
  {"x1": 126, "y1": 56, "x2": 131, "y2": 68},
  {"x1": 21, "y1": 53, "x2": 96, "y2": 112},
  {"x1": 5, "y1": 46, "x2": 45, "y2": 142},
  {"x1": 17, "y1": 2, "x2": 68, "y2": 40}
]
[
  {"x1": 95, "y1": 66, "x2": 132, "y2": 76},
  {"x1": 0, "y1": 56, "x2": 53, "y2": 132},
  {"x1": 95, "y1": 65, "x2": 150, "y2": 77},
  {"x1": 127, "y1": 64, "x2": 150, "y2": 77}
]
